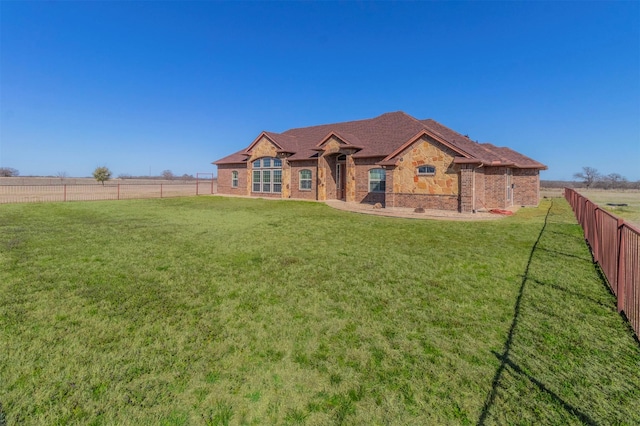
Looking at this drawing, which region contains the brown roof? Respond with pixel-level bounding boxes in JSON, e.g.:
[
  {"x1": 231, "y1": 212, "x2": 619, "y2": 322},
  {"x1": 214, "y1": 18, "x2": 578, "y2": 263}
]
[{"x1": 214, "y1": 111, "x2": 546, "y2": 169}]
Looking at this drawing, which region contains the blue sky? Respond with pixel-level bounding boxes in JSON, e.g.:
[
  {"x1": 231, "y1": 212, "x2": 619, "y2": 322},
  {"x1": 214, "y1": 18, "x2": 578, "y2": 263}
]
[{"x1": 1, "y1": 1, "x2": 638, "y2": 180}]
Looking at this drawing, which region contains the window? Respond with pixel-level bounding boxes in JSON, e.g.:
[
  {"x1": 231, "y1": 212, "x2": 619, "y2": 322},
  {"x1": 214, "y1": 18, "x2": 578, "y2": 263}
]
[
  {"x1": 417, "y1": 165, "x2": 436, "y2": 175},
  {"x1": 299, "y1": 169, "x2": 312, "y2": 190},
  {"x1": 369, "y1": 168, "x2": 386, "y2": 192},
  {"x1": 231, "y1": 171, "x2": 238, "y2": 188},
  {"x1": 252, "y1": 157, "x2": 282, "y2": 193}
]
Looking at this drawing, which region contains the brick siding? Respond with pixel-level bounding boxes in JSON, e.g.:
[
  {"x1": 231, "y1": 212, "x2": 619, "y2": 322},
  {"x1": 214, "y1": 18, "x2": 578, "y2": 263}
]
[{"x1": 217, "y1": 164, "x2": 247, "y2": 195}]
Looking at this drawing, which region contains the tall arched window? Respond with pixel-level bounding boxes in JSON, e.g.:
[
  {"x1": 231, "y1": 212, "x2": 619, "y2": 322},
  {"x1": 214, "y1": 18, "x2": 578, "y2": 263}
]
[
  {"x1": 252, "y1": 157, "x2": 282, "y2": 193},
  {"x1": 231, "y1": 170, "x2": 239, "y2": 188},
  {"x1": 369, "y1": 168, "x2": 386, "y2": 192}
]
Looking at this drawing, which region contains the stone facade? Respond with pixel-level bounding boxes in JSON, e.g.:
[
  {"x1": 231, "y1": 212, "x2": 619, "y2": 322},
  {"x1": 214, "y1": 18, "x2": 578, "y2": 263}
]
[{"x1": 215, "y1": 121, "x2": 543, "y2": 211}]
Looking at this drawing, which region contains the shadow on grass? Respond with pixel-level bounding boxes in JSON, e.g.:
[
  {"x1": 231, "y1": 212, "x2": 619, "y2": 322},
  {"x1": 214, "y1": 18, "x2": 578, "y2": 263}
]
[
  {"x1": 529, "y1": 278, "x2": 613, "y2": 310},
  {"x1": 537, "y1": 246, "x2": 592, "y2": 263},
  {"x1": 476, "y1": 200, "x2": 599, "y2": 425}
]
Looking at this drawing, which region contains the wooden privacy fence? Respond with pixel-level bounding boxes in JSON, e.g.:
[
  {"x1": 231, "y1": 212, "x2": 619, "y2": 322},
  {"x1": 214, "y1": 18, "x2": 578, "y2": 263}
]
[
  {"x1": 0, "y1": 182, "x2": 216, "y2": 204},
  {"x1": 565, "y1": 188, "x2": 639, "y2": 339}
]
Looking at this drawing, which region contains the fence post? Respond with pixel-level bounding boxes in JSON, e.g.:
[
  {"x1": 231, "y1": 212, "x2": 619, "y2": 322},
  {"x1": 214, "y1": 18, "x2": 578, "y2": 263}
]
[
  {"x1": 211, "y1": 177, "x2": 214, "y2": 194},
  {"x1": 617, "y1": 220, "x2": 626, "y2": 313},
  {"x1": 117, "y1": 184, "x2": 120, "y2": 200},
  {"x1": 161, "y1": 184, "x2": 163, "y2": 198},
  {"x1": 64, "y1": 184, "x2": 67, "y2": 202}
]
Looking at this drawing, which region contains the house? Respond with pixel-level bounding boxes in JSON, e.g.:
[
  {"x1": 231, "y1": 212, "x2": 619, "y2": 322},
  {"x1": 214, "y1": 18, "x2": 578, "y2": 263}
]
[{"x1": 213, "y1": 112, "x2": 547, "y2": 212}]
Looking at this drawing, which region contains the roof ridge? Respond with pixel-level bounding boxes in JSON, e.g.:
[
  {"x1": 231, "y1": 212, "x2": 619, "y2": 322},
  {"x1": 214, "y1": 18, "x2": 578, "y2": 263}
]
[
  {"x1": 424, "y1": 118, "x2": 477, "y2": 142},
  {"x1": 283, "y1": 111, "x2": 407, "y2": 134}
]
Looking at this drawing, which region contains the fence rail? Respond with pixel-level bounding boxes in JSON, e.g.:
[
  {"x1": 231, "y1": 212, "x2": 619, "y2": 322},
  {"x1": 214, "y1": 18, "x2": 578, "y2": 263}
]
[
  {"x1": 0, "y1": 182, "x2": 216, "y2": 204},
  {"x1": 565, "y1": 188, "x2": 640, "y2": 339}
]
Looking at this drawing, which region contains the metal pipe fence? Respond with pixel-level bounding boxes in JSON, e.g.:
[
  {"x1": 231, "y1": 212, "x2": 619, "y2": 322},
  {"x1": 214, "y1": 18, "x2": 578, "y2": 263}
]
[
  {"x1": 565, "y1": 188, "x2": 640, "y2": 339},
  {"x1": 0, "y1": 182, "x2": 216, "y2": 204}
]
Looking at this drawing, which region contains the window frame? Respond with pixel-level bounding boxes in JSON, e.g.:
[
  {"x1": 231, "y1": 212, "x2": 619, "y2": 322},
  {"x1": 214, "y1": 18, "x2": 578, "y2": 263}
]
[
  {"x1": 231, "y1": 170, "x2": 239, "y2": 188},
  {"x1": 369, "y1": 168, "x2": 386, "y2": 193},
  {"x1": 252, "y1": 157, "x2": 282, "y2": 194},
  {"x1": 299, "y1": 169, "x2": 312, "y2": 191},
  {"x1": 417, "y1": 165, "x2": 436, "y2": 176}
]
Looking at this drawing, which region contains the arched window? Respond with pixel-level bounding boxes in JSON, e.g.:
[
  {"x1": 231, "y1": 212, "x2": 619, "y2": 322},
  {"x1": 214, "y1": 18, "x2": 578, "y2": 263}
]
[
  {"x1": 299, "y1": 169, "x2": 312, "y2": 190},
  {"x1": 252, "y1": 157, "x2": 282, "y2": 193},
  {"x1": 231, "y1": 170, "x2": 238, "y2": 188},
  {"x1": 417, "y1": 165, "x2": 436, "y2": 176},
  {"x1": 369, "y1": 168, "x2": 386, "y2": 192}
]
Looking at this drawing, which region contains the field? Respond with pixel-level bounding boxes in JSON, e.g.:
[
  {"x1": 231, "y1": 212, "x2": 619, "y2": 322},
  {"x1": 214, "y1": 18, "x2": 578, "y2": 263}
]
[
  {"x1": 542, "y1": 188, "x2": 640, "y2": 227},
  {"x1": 0, "y1": 177, "x2": 217, "y2": 204},
  {"x1": 1, "y1": 197, "x2": 639, "y2": 424}
]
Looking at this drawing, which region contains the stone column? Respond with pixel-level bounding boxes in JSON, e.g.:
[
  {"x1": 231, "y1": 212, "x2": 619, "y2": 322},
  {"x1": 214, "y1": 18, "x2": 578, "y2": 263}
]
[
  {"x1": 317, "y1": 155, "x2": 328, "y2": 201},
  {"x1": 281, "y1": 158, "x2": 290, "y2": 199},
  {"x1": 346, "y1": 154, "x2": 356, "y2": 202},
  {"x1": 385, "y1": 166, "x2": 395, "y2": 208}
]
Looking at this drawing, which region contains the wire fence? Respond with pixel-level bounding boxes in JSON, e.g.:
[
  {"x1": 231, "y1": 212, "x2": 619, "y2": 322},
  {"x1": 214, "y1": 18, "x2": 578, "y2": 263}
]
[
  {"x1": 565, "y1": 188, "x2": 639, "y2": 339},
  {"x1": 0, "y1": 181, "x2": 217, "y2": 204}
]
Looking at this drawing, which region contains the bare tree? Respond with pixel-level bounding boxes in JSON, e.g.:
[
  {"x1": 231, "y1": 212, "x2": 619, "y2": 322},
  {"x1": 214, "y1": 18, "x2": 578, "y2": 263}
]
[
  {"x1": 161, "y1": 170, "x2": 175, "y2": 180},
  {"x1": 93, "y1": 166, "x2": 112, "y2": 186},
  {"x1": 603, "y1": 173, "x2": 626, "y2": 190},
  {"x1": 0, "y1": 167, "x2": 19, "y2": 177},
  {"x1": 573, "y1": 167, "x2": 600, "y2": 189},
  {"x1": 56, "y1": 171, "x2": 68, "y2": 182}
]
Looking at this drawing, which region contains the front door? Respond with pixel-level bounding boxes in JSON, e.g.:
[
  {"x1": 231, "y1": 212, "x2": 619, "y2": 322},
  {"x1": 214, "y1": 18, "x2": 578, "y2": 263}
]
[{"x1": 336, "y1": 162, "x2": 346, "y2": 200}]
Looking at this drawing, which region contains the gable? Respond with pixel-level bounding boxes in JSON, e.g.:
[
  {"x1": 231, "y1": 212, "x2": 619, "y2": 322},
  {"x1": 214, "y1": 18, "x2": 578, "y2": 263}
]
[
  {"x1": 392, "y1": 135, "x2": 460, "y2": 195},
  {"x1": 247, "y1": 136, "x2": 280, "y2": 161}
]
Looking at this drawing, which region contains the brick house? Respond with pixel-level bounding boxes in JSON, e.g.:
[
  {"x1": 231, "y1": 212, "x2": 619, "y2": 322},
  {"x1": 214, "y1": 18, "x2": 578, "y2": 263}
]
[{"x1": 213, "y1": 112, "x2": 546, "y2": 212}]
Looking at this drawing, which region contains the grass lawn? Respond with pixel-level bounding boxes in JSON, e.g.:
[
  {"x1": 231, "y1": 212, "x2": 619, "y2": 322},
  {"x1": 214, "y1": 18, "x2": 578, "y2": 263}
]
[
  {"x1": 542, "y1": 188, "x2": 640, "y2": 227},
  {"x1": 1, "y1": 197, "x2": 639, "y2": 425}
]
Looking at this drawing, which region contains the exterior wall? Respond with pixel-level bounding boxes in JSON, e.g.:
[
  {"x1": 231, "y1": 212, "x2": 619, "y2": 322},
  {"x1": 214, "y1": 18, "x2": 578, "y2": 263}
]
[
  {"x1": 217, "y1": 164, "x2": 248, "y2": 195},
  {"x1": 513, "y1": 169, "x2": 540, "y2": 206},
  {"x1": 289, "y1": 160, "x2": 318, "y2": 200},
  {"x1": 317, "y1": 138, "x2": 342, "y2": 201},
  {"x1": 394, "y1": 193, "x2": 459, "y2": 210},
  {"x1": 355, "y1": 157, "x2": 386, "y2": 205},
  {"x1": 393, "y1": 135, "x2": 460, "y2": 195},
  {"x1": 247, "y1": 137, "x2": 284, "y2": 198},
  {"x1": 474, "y1": 167, "x2": 486, "y2": 211},
  {"x1": 483, "y1": 167, "x2": 507, "y2": 209},
  {"x1": 460, "y1": 165, "x2": 474, "y2": 212},
  {"x1": 390, "y1": 135, "x2": 461, "y2": 211}
]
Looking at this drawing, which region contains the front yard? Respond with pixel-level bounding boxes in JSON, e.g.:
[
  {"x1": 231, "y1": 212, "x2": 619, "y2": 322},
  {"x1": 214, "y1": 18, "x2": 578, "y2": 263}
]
[{"x1": 1, "y1": 197, "x2": 638, "y2": 424}]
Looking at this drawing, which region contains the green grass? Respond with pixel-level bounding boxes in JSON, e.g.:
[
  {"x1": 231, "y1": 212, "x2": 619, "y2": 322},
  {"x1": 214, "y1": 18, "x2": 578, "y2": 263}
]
[
  {"x1": 542, "y1": 188, "x2": 640, "y2": 227},
  {"x1": 1, "y1": 196, "x2": 638, "y2": 425}
]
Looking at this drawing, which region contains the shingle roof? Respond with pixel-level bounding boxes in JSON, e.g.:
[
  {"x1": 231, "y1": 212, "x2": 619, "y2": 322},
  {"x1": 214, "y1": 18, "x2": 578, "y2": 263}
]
[{"x1": 213, "y1": 111, "x2": 546, "y2": 169}]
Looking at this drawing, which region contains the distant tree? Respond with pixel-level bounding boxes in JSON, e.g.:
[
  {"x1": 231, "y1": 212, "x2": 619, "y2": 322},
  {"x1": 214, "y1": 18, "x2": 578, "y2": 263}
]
[
  {"x1": 573, "y1": 167, "x2": 600, "y2": 189},
  {"x1": 56, "y1": 171, "x2": 68, "y2": 181},
  {"x1": 603, "y1": 173, "x2": 626, "y2": 190},
  {"x1": 93, "y1": 166, "x2": 112, "y2": 185},
  {"x1": 0, "y1": 167, "x2": 19, "y2": 177},
  {"x1": 117, "y1": 173, "x2": 132, "y2": 179},
  {"x1": 181, "y1": 173, "x2": 194, "y2": 181},
  {"x1": 161, "y1": 169, "x2": 175, "y2": 180}
]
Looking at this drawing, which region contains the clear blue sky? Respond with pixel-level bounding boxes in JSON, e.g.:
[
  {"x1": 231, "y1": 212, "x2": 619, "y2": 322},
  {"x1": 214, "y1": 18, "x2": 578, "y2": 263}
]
[{"x1": 1, "y1": 1, "x2": 638, "y2": 180}]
